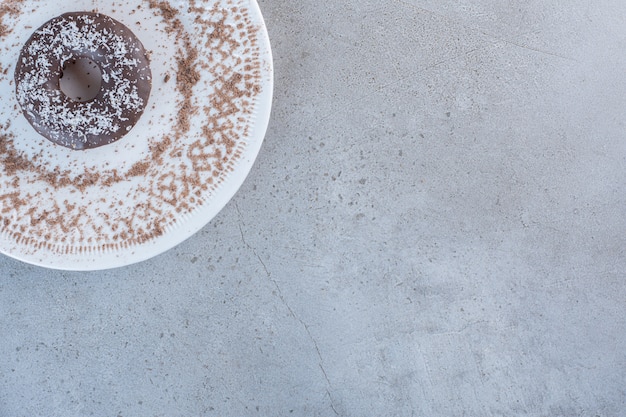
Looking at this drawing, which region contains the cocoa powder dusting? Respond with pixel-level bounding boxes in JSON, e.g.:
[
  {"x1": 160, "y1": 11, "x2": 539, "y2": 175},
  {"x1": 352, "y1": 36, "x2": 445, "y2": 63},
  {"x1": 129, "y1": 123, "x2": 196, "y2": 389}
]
[
  {"x1": 127, "y1": 161, "x2": 150, "y2": 177},
  {"x1": 0, "y1": 1, "x2": 22, "y2": 38},
  {"x1": 148, "y1": 0, "x2": 201, "y2": 141}
]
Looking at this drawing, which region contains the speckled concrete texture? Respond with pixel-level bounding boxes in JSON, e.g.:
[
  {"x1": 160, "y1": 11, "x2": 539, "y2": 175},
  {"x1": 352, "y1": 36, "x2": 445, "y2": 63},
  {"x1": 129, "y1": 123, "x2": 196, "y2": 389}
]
[{"x1": 1, "y1": 1, "x2": 626, "y2": 416}]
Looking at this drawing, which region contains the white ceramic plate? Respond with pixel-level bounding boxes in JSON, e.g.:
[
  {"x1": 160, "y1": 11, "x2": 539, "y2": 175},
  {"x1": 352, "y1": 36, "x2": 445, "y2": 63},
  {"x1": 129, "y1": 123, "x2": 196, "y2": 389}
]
[{"x1": 0, "y1": 0, "x2": 273, "y2": 270}]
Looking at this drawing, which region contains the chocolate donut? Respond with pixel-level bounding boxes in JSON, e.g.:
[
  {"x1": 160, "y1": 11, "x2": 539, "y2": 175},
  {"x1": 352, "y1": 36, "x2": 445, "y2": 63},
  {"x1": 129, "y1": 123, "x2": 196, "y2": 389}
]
[{"x1": 14, "y1": 12, "x2": 152, "y2": 150}]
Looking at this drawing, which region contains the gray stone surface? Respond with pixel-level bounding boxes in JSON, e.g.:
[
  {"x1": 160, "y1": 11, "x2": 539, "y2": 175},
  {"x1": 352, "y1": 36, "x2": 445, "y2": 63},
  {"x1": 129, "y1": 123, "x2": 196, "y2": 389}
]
[{"x1": 1, "y1": 1, "x2": 626, "y2": 416}]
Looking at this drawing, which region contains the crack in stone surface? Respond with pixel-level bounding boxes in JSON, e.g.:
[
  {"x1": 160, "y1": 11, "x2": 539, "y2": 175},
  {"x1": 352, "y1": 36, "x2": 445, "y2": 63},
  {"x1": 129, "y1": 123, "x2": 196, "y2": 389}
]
[
  {"x1": 394, "y1": 0, "x2": 577, "y2": 61},
  {"x1": 235, "y1": 202, "x2": 339, "y2": 415}
]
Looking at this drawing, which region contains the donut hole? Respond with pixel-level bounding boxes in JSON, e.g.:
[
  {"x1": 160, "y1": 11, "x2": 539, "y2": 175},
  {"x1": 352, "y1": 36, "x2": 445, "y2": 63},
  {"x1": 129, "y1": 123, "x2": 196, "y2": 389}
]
[{"x1": 59, "y1": 57, "x2": 102, "y2": 102}]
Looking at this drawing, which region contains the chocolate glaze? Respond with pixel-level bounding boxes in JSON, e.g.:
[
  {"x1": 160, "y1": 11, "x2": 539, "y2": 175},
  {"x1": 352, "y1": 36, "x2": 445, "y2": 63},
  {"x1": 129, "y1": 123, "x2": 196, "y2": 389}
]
[{"x1": 14, "y1": 12, "x2": 152, "y2": 150}]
